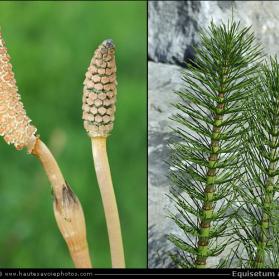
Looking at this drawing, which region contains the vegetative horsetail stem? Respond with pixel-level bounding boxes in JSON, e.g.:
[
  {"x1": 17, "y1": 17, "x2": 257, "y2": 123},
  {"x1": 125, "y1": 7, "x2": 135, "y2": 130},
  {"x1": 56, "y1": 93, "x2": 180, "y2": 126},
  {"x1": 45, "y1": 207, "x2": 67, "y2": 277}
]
[
  {"x1": 195, "y1": 92, "x2": 224, "y2": 268},
  {"x1": 255, "y1": 134, "x2": 278, "y2": 268}
]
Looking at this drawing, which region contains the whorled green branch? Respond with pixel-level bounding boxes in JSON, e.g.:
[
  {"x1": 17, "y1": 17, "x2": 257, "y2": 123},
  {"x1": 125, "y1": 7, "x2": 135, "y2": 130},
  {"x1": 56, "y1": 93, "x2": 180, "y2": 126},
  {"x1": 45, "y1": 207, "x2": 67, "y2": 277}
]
[
  {"x1": 232, "y1": 57, "x2": 279, "y2": 268},
  {"x1": 169, "y1": 20, "x2": 262, "y2": 268}
]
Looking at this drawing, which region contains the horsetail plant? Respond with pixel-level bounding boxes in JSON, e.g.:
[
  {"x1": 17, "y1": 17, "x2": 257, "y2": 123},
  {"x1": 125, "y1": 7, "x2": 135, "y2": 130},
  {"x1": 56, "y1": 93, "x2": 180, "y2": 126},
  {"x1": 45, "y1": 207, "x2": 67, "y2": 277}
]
[
  {"x1": 168, "y1": 21, "x2": 262, "y2": 268},
  {"x1": 0, "y1": 32, "x2": 92, "y2": 268},
  {"x1": 82, "y1": 39, "x2": 125, "y2": 268},
  {"x1": 230, "y1": 57, "x2": 279, "y2": 268}
]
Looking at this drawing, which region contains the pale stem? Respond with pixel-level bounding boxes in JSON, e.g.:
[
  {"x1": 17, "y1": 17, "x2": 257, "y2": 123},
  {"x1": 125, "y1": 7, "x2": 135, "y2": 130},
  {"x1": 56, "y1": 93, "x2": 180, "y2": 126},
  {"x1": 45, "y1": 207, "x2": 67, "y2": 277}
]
[
  {"x1": 31, "y1": 138, "x2": 92, "y2": 268},
  {"x1": 91, "y1": 137, "x2": 125, "y2": 268}
]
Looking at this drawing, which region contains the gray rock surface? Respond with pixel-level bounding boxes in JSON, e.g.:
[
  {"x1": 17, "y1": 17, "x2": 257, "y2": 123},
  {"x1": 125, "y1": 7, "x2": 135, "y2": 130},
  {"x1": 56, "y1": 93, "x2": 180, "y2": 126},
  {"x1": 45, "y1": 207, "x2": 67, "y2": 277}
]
[
  {"x1": 148, "y1": 0, "x2": 279, "y2": 268},
  {"x1": 148, "y1": 62, "x2": 225, "y2": 268},
  {"x1": 149, "y1": 1, "x2": 279, "y2": 66},
  {"x1": 148, "y1": 61, "x2": 183, "y2": 192},
  {"x1": 148, "y1": 62, "x2": 183, "y2": 268}
]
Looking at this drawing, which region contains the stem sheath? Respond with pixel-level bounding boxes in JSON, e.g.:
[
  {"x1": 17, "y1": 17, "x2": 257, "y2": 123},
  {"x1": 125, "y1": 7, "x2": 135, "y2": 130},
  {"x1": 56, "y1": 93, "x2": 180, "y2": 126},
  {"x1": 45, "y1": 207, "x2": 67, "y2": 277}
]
[
  {"x1": 195, "y1": 92, "x2": 224, "y2": 268},
  {"x1": 32, "y1": 138, "x2": 92, "y2": 268},
  {"x1": 255, "y1": 134, "x2": 278, "y2": 268}
]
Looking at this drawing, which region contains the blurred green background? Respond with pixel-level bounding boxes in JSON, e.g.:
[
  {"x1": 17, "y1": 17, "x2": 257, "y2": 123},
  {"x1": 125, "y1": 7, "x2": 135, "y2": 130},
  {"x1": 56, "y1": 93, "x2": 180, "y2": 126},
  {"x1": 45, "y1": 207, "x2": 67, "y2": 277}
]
[{"x1": 0, "y1": 1, "x2": 146, "y2": 268}]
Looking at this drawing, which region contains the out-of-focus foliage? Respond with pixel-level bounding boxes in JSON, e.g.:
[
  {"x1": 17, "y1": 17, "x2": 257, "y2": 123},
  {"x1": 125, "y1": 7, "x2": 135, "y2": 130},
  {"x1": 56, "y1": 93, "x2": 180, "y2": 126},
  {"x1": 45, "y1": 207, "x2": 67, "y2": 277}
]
[{"x1": 0, "y1": 1, "x2": 146, "y2": 268}]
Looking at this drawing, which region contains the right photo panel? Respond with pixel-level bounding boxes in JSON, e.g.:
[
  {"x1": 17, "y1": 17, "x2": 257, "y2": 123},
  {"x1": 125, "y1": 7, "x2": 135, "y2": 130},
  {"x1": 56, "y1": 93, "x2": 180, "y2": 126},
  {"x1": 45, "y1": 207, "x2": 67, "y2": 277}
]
[{"x1": 148, "y1": 1, "x2": 279, "y2": 269}]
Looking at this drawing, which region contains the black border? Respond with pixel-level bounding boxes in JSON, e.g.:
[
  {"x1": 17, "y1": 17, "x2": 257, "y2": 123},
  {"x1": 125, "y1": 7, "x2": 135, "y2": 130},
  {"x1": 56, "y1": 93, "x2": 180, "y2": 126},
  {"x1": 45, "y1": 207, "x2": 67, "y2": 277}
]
[{"x1": 1, "y1": 268, "x2": 279, "y2": 277}]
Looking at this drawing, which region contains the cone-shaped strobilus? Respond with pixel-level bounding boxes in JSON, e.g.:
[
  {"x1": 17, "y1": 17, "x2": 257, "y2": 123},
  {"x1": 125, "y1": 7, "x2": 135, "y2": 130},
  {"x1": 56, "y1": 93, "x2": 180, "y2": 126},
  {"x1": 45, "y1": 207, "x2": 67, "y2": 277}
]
[
  {"x1": 230, "y1": 57, "x2": 279, "y2": 268},
  {"x1": 168, "y1": 21, "x2": 262, "y2": 268},
  {"x1": 0, "y1": 31, "x2": 92, "y2": 268}
]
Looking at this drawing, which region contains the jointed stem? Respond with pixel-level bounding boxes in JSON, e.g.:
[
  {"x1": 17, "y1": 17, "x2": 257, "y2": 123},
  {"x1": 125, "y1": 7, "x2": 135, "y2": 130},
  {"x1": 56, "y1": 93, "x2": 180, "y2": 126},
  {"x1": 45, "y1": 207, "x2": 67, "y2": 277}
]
[
  {"x1": 255, "y1": 134, "x2": 278, "y2": 268},
  {"x1": 195, "y1": 92, "x2": 224, "y2": 268},
  {"x1": 91, "y1": 137, "x2": 125, "y2": 268},
  {"x1": 31, "y1": 137, "x2": 92, "y2": 268}
]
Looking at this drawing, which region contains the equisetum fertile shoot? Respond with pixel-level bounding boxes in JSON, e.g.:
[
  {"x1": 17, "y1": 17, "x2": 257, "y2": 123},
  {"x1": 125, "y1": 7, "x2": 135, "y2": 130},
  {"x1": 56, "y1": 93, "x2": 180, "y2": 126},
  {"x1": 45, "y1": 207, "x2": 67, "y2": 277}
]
[
  {"x1": 169, "y1": 21, "x2": 262, "y2": 268},
  {"x1": 0, "y1": 32, "x2": 92, "y2": 268},
  {"x1": 82, "y1": 39, "x2": 125, "y2": 268},
  {"x1": 231, "y1": 57, "x2": 279, "y2": 268}
]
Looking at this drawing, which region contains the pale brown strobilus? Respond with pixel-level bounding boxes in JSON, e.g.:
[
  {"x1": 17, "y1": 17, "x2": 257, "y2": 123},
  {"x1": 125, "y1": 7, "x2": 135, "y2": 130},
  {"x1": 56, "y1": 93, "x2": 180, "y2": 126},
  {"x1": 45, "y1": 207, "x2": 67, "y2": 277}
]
[
  {"x1": 82, "y1": 39, "x2": 125, "y2": 268},
  {"x1": 0, "y1": 32, "x2": 92, "y2": 268}
]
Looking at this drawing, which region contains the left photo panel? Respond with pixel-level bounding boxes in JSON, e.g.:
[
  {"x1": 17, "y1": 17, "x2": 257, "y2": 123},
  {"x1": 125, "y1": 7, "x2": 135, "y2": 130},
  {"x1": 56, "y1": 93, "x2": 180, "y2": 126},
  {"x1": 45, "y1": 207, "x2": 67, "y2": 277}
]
[{"x1": 0, "y1": 1, "x2": 147, "y2": 268}]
